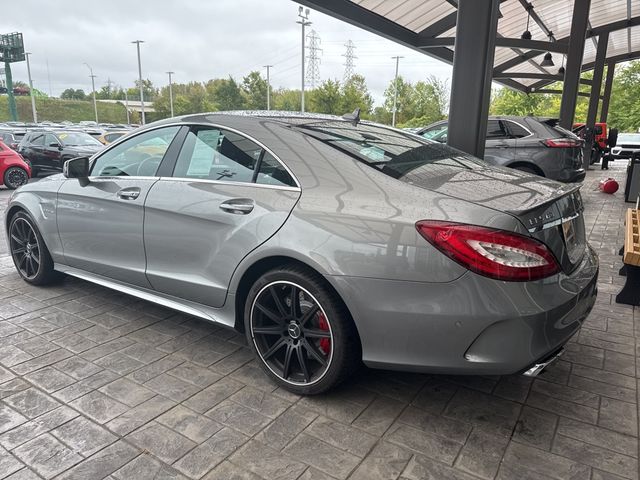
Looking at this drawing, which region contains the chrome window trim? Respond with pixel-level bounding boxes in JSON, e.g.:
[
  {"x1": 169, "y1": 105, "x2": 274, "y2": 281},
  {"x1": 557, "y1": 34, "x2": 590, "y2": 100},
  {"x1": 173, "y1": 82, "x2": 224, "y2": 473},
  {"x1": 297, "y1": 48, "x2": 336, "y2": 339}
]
[
  {"x1": 156, "y1": 176, "x2": 301, "y2": 192},
  {"x1": 86, "y1": 176, "x2": 161, "y2": 181},
  {"x1": 171, "y1": 122, "x2": 302, "y2": 190}
]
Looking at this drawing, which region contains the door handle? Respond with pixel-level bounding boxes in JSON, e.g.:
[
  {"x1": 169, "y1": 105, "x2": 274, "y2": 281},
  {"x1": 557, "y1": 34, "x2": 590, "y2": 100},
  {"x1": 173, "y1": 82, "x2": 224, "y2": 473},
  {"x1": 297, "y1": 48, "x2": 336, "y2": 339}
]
[
  {"x1": 219, "y1": 198, "x2": 254, "y2": 214},
  {"x1": 117, "y1": 187, "x2": 141, "y2": 200}
]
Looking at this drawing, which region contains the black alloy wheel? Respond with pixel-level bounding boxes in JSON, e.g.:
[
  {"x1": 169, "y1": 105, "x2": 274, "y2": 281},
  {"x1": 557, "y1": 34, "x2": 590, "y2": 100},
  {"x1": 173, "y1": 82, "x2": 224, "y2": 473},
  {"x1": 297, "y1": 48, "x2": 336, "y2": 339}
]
[
  {"x1": 4, "y1": 167, "x2": 28, "y2": 189},
  {"x1": 250, "y1": 281, "x2": 334, "y2": 386},
  {"x1": 9, "y1": 216, "x2": 41, "y2": 280}
]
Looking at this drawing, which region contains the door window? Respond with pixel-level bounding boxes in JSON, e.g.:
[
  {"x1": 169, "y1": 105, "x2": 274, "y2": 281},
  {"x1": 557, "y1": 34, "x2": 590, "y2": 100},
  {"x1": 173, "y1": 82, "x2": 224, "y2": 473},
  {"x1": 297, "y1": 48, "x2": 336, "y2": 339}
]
[
  {"x1": 486, "y1": 120, "x2": 508, "y2": 139},
  {"x1": 173, "y1": 127, "x2": 262, "y2": 183},
  {"x1": 44, "y1": 134, "x2": 59, "y2": 147},
  {"x1": 421, "y1": 124, "x2": 448, "y2": 142},
  {"x1": 31, "y1": 134, "x2": 45, "y2": 146},
  {"x1": 90, "y1": 126, "x2": 180, "y2": 177}
]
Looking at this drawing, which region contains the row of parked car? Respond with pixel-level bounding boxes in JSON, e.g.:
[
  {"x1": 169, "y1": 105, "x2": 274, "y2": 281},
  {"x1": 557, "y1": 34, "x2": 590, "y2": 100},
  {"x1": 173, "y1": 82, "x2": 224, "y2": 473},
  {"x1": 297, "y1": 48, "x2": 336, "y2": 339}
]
[{"x1": 0, "y1": 121, "x2": 139, "y2": 189}]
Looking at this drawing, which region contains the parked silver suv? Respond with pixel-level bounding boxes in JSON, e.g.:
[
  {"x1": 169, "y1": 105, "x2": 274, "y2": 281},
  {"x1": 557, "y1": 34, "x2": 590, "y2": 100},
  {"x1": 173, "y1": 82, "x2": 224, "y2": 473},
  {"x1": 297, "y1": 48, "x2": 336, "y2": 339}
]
[{"x1": 417, "y1": 116, "x2": 585, "y2": 183}]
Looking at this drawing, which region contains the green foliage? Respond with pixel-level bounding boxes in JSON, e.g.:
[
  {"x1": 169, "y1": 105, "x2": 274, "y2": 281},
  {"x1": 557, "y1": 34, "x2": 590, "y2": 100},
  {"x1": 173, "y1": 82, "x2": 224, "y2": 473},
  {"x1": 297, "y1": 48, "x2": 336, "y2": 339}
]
[
  {"x1": 383, "y1": 75, "x2": 448, "y2": 126},
  {"x1": 309, "y1": 79, "x2": 342, "y2": 114},
  {"x1": 206, "y1": 77, "x2": 245, "y2": 111},
  {"x1": 241, "y1": 71, "x2": 268, "y2": 110},
  {"x1": 608, "y1": 62, "x2": 640, "y2": 132},
  {"x1": 0, "y1": 96, "x2": 129, "y2": 123},
  {"x1": 60, "y1": 88, "x2": 87, "y2": 100},
  {"x1": 340, "y1": 74, "x2": 373, "y2": 114},
  {"x1": 273, "y1": 88, "x2": 301, "y2": 111}
]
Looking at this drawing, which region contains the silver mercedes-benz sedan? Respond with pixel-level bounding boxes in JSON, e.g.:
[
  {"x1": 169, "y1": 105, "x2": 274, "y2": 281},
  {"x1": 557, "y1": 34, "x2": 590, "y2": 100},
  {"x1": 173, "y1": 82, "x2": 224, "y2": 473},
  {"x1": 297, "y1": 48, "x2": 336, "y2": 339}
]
[{"x1": 5, "y1": 112, "x2": 598, "y2": 394}]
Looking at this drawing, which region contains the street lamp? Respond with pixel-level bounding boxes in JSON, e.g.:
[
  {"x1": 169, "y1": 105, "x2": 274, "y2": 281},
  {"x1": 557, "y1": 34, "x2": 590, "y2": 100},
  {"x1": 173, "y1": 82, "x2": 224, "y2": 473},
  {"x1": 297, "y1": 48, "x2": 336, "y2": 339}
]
[
  {"x1": 296, "y1": 7, "x2": 311, "y2": 112},
  {"x1": 132, "y1": 40, "x2": 145, "y2": 124},
  {"x1": 166, "y1": 71, "x2": 174, "y2": 117},
  {"x1": 25, "y1": 52, "x2": 37, "y2": 123},
  {"x1": 84, "y1": 62, "x2": 98, "y2": 123}
]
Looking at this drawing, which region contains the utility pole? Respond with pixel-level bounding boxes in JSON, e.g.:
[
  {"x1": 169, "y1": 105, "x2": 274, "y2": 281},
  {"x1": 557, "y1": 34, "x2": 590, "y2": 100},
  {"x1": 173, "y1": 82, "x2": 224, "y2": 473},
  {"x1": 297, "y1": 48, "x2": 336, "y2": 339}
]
[
  {"x1": 25, "y1": 52, "x2": 37, "y2": 123},
  {"x1": 391, "y1": 56, "x2": 403, "y2": 127},
  {"x1": 84, "y1": 63, "x2": 98, "y2": 123},
  {"x1": 296, "y1": 6, "x2": 311, "y2": 112},
  {"x1": 132, "y1": 40, "x2": 145, "y2": 124},
  {"x1": 166, "y1": 71, "x2": 174, "y2": 117},
  {"x1": 4, "y1": 62, "x2": 17, "y2": 121},
  {"x1": 46, "y1": 58, "x2": 52, "y2": 96},
  {"x1": 263, "y1": 65, "x2": 272, "y2": 110},
  {"x1": 124, "y1": 90, "x2": 130, "y2": 124}
]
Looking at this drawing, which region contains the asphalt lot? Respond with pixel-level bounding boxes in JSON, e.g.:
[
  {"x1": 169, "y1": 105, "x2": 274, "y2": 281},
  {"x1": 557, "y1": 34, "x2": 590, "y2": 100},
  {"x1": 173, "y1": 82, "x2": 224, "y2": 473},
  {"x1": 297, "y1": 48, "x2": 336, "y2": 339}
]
[{"x1": 0, "y1": 163, "x2": 637, "y2": 480}]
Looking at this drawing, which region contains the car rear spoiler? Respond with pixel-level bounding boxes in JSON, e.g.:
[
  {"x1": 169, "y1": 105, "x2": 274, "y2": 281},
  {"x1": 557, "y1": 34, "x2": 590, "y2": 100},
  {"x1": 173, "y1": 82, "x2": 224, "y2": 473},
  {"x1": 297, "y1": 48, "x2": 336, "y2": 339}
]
[{"x1": 532, "y1": 117, "x2": 560, "y2": 127}]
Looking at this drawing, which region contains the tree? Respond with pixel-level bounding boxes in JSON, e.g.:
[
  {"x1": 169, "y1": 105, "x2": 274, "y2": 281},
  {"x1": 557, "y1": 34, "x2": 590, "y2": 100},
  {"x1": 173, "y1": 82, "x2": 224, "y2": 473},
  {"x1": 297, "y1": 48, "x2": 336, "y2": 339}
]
[
  {"x1": 383, "y1": 76, "x2": 415, "y2": 124},
  {"x1": 241, "y1": 71, "x2": 268, "y2": 110},
  {"x1": 154, "y1": 81, "x2": 211, "y2": 118},
  {"x1": 272, "y1": 88, "x2": 300, "y2": 111},
  {"x1": 608, "y1": 61, "x2": 640, "y2": 132},
  {"x1": 340, "y1": 74, "x2": 373, "y2": 115},
  {"x1": 309, "y1": 79, "x2": 342, "y2": 114},
  {"x1": 206, "y1": 77, "x2": 245, "y2": 111},
  {"x1": 61, "y1": 88, "x2": 86, "y2": 100}
]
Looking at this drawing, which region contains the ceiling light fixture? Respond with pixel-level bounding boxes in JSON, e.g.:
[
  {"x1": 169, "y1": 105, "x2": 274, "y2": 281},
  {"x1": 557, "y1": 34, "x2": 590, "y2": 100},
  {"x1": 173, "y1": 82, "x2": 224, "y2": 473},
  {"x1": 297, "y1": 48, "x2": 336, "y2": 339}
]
[
  {"x1": 540, "y1": 33, "x2": 554, "y2": 67},
  {"x1": 521, "y1": 4, "x2": 533, "y2": 40}
]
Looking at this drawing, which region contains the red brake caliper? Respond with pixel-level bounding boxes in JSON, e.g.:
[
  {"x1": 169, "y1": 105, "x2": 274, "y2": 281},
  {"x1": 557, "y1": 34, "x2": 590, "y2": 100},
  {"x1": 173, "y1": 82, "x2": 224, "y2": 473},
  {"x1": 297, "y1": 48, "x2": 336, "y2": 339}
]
[{"x1": 317, "y1": 312, "x2": 331, "y2": 355}]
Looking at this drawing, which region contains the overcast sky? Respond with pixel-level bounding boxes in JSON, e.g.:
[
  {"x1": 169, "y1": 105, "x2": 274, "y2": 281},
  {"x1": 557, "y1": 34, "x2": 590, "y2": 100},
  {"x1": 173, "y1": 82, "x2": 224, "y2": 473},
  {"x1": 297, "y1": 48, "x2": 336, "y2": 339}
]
[{"x1": 3, "y1": 0, "x2": 454, "y2": 105}]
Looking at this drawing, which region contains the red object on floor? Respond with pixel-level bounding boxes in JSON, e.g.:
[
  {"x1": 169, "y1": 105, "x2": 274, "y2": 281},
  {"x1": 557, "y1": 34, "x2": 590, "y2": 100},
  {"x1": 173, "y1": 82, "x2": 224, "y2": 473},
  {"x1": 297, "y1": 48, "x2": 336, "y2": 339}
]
[{"x1": 599, "y1": 178, "x2": 619, "y2": 194}]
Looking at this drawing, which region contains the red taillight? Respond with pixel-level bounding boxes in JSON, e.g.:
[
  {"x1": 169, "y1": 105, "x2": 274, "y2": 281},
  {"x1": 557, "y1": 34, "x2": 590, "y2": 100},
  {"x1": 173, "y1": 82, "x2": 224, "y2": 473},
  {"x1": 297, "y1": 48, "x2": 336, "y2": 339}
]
[
  {"x1": 415, "y1": 221, "x2": 560, "y2": 281},
  {"x1": 542, "y1": 138, "x2": 582, "y2": 148}
]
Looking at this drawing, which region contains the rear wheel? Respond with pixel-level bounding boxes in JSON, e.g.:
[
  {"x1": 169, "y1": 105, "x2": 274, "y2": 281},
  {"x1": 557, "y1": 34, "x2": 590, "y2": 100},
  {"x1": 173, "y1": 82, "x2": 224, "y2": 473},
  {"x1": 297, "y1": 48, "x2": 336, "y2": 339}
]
[
  {"x1": 4, "y1": 167, "x2": 28, "y2": 189},
  {"x1": 9, "y1": 211, "x2": 61, "y2": 285},
  {"x1": 244, "y1": 265, "x2": 360, "y2": 395}
]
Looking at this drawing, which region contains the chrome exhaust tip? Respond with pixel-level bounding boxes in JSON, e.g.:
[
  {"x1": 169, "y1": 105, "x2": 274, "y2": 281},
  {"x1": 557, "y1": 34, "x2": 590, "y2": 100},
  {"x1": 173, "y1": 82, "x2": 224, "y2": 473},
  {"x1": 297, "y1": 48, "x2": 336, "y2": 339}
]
[{"x1": 522, "y1": 348, "x2": 565, "y2": 377}]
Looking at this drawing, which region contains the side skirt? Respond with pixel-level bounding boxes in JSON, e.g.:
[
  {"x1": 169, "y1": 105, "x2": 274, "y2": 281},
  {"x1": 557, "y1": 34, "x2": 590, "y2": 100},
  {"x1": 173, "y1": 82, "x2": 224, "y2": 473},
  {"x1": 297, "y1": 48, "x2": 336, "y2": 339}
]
[{"x1": 55, "y1": 264, "x2": 237, "y2": 329}]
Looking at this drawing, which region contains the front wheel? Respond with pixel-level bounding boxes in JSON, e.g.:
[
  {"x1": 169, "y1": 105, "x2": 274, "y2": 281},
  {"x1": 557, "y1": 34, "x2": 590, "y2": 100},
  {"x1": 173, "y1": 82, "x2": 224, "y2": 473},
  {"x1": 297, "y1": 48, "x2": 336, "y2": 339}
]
[
  {"x1": 9, "y1": 211, "x2": 61, "y2": 285},
  {"x1": 244, "y1": 265, "x2": 360, "y2": 395},
  {"x1": 4, "y1": 167, "x2": 29, "y2": 190}
]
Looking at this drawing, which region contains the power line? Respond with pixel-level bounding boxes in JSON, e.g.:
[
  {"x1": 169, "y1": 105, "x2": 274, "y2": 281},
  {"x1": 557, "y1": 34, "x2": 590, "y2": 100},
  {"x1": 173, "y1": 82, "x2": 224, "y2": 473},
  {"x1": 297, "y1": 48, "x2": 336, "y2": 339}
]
[
  {"x1": 306, "y1": 29, "x2": 322, "y2": 89},
  {"x1": 343, "y1": 40, "x2": 356, "y2": 82}
]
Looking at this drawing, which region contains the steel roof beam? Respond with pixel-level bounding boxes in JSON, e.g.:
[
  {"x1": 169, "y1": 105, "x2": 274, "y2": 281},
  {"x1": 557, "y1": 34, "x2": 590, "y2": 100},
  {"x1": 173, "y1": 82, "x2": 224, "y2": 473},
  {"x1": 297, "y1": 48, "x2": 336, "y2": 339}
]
[
  {"x1": 533, "y1": 89, "x2": 593, "y2": 98},
  {"x1": 518, "y1": 0, "x2": 556, "y2": 40},
  {"x1": 417, "y1": 37, "x2": 568, "y2": 52}
]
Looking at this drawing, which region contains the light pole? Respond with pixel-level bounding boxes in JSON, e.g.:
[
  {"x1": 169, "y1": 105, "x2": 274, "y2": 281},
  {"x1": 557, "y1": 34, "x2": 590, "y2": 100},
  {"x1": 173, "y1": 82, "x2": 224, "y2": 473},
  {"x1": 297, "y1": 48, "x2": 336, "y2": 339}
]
[
  {"x1": 263, "y1": 65, "x2": 272, "y2": 110},
  {"x1": 124, "y1": 90, "x2": 130, "y2": 124},
  {"x1": 132, "y1": 40, "x2": 145, "y2": 124},
  {"x1": 296, "y1": 7, "x2": 311, "y2": 112},
  {"x1": 166, "y1": 71, "x2": 174, "y2": 117},
  {"x1": 84, "y1": 63, "x2": 98, "y2": 123},
  {"x1": 391, "y1": 56, "x2": 403, "y2": 127},
  {"x1": 25, "y1": 52, "x2": 37, "y2": 123}
]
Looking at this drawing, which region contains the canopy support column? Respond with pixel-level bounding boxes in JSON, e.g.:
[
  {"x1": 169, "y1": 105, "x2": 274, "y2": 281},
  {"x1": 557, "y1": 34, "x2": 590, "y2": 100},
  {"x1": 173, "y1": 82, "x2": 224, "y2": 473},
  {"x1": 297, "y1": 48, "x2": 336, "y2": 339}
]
[
  {"x1": 600, "y1": 62, "x2": 616, "y2": 123},
  {"x1": 559, "y1": 0, "x2": 591, "y2": 130},
  {"x1": 447, "y1": 0, "x2": 499, "y2": 158},
  {"x1": 584, "y1": 32, "x2": 609, "y2": 168}
]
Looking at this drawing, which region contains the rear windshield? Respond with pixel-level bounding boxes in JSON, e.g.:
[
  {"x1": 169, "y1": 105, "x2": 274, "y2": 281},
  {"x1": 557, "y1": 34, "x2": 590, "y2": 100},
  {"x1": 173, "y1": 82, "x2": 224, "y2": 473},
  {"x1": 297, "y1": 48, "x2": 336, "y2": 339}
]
[{"x1": 293, "y1": 121, "x2": 484, "y2": 179}]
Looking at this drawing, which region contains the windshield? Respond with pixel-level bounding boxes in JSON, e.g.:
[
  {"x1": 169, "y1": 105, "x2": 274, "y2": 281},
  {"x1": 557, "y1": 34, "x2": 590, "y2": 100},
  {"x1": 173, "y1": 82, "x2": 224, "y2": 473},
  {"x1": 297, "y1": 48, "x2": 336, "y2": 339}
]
[
  {"x1": 618, "y1": 133, "x2": 640, "y2": 144},
  {"x1": 294, "y1": 120, "x2": 484, "y2": 180},
  {"x1": 57, "y1": 132, "x2": 102, "y2": 147}
]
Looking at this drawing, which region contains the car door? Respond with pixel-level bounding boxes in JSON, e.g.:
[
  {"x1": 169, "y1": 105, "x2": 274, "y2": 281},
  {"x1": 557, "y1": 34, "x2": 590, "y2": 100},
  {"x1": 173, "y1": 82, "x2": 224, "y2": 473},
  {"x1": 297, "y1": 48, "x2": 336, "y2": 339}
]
[
  {"x1": 56, "y1": 125, "x2": 183, "y2": 287},
  {"x1": 25, "y1": 133, "x2": 46, "y2": 166},
  {"x1": 504, "y1": 119, "x2": 536, "y2": 164},
  {"x1": 143, "y1": 125, "x2": 301, "y2": 308},
  {"x1": 484, "y1": 119, "x2": 515, "y2": 160},
  {"x1": 42, "y1": 133, "x2": 63, "y2": 171}
]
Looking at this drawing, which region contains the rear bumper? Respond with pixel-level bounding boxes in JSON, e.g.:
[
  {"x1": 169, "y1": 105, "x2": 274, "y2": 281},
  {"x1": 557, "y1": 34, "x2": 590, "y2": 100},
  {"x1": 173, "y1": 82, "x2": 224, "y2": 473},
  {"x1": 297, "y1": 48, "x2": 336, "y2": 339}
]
[
  {"x1": 327, "y1": 245, "x2": 598, "y2": 375},
  {"x1": 558, "y1": 168, "x2": 586, "y2": 183}
]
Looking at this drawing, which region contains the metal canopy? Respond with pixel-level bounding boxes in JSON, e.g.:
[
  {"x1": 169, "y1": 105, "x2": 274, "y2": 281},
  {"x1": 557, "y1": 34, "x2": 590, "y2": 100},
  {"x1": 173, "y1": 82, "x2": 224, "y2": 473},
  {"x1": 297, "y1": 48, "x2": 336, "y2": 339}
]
[{"x1": 297, "y1": 0, "x2": 640, "y2": 93}]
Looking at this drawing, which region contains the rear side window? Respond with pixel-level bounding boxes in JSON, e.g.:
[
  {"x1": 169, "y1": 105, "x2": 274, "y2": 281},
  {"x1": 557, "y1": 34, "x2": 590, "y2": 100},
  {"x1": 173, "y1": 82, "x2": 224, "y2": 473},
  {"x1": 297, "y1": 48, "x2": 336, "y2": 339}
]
[
  {"x1": 504, "y1": 121, "x2": 530, "y2": 138},
  {"x1": 256, "y1": 152, "x2": 296, "y2": 187},
  {"x1": 31, "y1": 134, "x2": 45, "y2": 146}
]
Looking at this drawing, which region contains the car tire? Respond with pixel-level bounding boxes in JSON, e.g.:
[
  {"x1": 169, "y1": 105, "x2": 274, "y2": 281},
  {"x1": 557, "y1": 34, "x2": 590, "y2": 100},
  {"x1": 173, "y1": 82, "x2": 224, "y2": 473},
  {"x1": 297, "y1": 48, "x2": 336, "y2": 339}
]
[
  {"x1": 244, "y1": 265, "x2": 361, "y2": 395},
  {"x1": 8, "y1": 211, "x2": 62, "y2": 285},
  {"x1": 3, "y1": 167, "x2": 29, "y2": 189}
]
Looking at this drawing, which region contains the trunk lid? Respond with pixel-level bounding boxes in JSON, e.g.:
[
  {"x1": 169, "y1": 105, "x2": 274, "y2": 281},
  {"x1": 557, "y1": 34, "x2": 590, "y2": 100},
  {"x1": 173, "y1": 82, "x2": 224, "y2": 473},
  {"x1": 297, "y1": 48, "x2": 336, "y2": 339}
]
[{"x1": 401, "y1": 160, "x2": 586, "y2": 273}]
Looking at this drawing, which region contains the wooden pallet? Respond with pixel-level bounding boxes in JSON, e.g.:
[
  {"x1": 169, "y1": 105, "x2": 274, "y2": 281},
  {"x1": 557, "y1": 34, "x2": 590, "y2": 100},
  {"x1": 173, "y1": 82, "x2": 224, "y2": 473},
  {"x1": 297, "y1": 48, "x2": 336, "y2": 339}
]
[{"x1": 623, "y1": 208, "x2": 640, "y2": 266}]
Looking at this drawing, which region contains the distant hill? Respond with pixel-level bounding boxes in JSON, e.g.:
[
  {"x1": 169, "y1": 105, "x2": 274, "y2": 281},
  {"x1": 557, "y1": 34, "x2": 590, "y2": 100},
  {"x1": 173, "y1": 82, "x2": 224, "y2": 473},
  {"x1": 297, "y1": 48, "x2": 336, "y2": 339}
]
[{"x1": 0, "y1": 96, "x2": 132, "y2": 123}]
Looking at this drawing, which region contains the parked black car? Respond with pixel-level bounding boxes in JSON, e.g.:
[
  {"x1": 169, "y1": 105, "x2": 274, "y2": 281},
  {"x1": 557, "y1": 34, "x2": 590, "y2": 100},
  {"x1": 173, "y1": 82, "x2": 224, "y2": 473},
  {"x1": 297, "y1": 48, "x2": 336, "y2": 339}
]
[
  {"x1": 0, "y1": 131, "x2": 20, "y2": 150},
  {"x1": 18, "y1": 130, "x2": 103, "y2": 176},
  {"x1": 416, "y1": 116, "x2": 585, "y2": 183}
]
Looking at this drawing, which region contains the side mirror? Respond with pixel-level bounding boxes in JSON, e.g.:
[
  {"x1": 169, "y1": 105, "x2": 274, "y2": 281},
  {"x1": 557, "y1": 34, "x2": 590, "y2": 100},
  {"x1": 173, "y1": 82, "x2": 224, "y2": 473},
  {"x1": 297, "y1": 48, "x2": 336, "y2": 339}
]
[
  {"x1": 63, "y1": 156, "x2": 90, "y2": 180},
  {"x1": 49, "y1": 142, "x2": 61, "y2": 149}
]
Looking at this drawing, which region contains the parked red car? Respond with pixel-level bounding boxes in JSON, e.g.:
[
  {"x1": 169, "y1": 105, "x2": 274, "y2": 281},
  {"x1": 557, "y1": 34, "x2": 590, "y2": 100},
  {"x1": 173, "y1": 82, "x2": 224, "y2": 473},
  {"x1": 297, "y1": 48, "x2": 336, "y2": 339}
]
[{"x1": 0, "y1": 141, "x2": 31, "y2": 189}]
